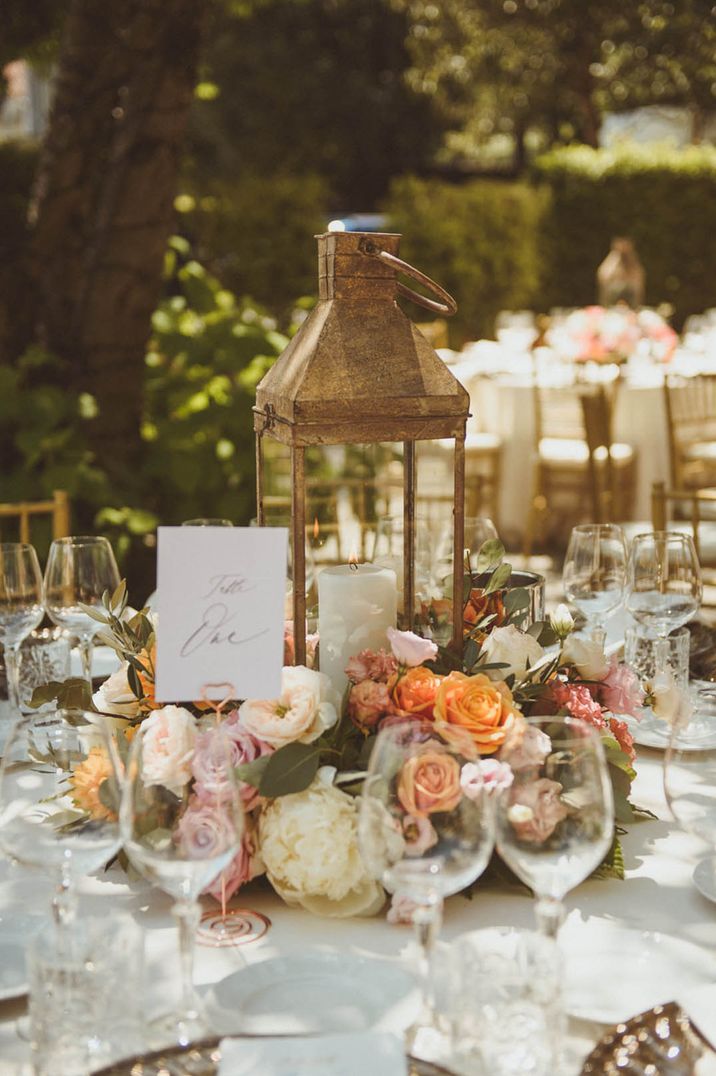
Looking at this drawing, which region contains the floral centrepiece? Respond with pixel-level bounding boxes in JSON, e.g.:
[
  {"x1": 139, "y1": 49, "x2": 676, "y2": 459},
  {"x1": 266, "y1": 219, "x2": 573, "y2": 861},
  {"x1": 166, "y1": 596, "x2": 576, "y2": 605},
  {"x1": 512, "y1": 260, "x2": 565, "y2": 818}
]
[
  {"x1": 35, "y1": 544, "x2": 660, "y2": 919},
  {"x1": 550, "y1": 304, "x2": 677, "y2": 364}
]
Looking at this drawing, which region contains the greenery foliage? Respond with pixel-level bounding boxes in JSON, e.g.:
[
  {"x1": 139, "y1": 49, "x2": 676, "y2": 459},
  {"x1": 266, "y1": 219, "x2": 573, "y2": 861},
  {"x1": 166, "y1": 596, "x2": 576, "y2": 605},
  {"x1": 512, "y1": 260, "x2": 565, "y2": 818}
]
[
  {"x1": 534, "y1": 144, "x2": 716, "y2": 326},
  {"x1": 384, "y1": 175, "x2": 546, "y2": 344},
  {"x1": 0, "y1": 141, "x2": 38, "y2": 364}
]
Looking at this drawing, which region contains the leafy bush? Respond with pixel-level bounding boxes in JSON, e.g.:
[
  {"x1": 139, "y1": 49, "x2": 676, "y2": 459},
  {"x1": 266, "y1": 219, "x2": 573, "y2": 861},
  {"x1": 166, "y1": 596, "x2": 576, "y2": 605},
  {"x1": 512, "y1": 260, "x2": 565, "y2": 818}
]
[
  {"x1": 0, "y1": 140, "x2": 39, "y2": 363},
  {"x1": 383, "y1": 176, "x2": 545, "y2": 345},
  {"x1": 533, "y1": 145, "x2": 716, "y2": 327}
]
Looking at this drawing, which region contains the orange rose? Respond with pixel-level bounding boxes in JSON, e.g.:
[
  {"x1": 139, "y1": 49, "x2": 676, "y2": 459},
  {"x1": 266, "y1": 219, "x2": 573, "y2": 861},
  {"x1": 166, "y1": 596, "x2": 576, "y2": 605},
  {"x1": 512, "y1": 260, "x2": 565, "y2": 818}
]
[
  {"x1": 68, "y1": 746, "x2": 117, "y2": 821},
  {"x1": 389, "y1": 666, "x2": 443, "y2": 719},
  {"x1": 434, "y1": 671, "x2": 518, "y2": 755},
  {"x1": 463, "y1": 588, "x2": 506, "y2": 640},
  {"x1": 397, "y1": 745, "x2": 462, "y2": 816}
]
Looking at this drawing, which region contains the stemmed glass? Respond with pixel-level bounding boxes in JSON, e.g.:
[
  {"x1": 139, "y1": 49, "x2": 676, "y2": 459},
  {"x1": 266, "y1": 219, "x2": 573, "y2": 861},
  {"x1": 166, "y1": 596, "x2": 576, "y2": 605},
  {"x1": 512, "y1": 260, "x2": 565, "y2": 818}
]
[
  {"x1": 121, "y1": 721, "x2": 244, "y2": 1046},
  {"x1": 664, "y1": 734, "x2": 716, "y2": 900},
  {"x1": 0, "y1": 708, "x2": 122, "y2": 934},
  {"x1": 495, "y1": 716, "x2": 614, "y2": 938},
  {"x1": 626, "y1": 531, "x2": 702, "y2": 641},
  {"x1": 0, "y1": 543, "x2": 44, "y2": 717},
  {"x1": 358, "y1": 720, "x2": 495, "y2": 1045},
  {"x1": 562, "y1": 524, "x2": 628, "y2": 643},
  {"x1": 44, "y1": 536, "x2": 121, "y2": 685}
]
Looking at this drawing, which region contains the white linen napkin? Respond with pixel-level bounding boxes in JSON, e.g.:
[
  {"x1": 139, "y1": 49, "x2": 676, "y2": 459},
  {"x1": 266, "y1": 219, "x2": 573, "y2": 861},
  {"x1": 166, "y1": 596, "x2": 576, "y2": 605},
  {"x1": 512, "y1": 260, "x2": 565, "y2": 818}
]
[{"x1": 217, "y1": 1032, "x2": 408, "y2": 1076}]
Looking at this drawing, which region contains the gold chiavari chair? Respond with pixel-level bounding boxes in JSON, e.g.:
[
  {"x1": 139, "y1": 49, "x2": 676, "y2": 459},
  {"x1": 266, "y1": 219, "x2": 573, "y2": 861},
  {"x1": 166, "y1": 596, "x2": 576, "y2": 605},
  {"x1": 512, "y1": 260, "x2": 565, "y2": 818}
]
[
  {"x1": 663, "y1": 373, "x2": 716, "y2": 490},
  {"x1": 0, "y1": 490, "x2": 70, "y2": 544},
  {"x1": 522, "y1": 382, "x2": 635, "y2": 559}
]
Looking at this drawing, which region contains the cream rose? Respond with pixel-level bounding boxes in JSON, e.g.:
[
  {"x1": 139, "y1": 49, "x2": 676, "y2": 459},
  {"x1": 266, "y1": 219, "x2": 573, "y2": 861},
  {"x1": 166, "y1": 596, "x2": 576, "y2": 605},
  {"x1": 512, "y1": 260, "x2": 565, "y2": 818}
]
[
  {"x1": 650, "y1": 669, "x2": 693, "y2": 727},
  {"x1": 92, "y1": 663, "x2": 140, "y2": 719},
  {"x1": 259, "y1": 776, "x2": 384, "y2": 917},
  {"x1": 238, "y1": 666, "x2": 339, "y2": 749},
  {"x1": 141, "y1": 705, "x2": 197, "y2": 796},
  {"x1": 561, "y1": 635, "x2": 609, "y2": 681},
  {"x1": 481, "y1": 625, "x2": 545, "y2": 681}
]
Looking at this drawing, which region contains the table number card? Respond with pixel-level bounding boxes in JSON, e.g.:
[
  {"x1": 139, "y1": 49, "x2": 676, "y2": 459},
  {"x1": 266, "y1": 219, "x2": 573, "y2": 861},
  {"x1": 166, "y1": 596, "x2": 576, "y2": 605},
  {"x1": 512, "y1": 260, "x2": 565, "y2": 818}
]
[{"x1": 155, "y1": 526, "x2": 287, "y2": 703}]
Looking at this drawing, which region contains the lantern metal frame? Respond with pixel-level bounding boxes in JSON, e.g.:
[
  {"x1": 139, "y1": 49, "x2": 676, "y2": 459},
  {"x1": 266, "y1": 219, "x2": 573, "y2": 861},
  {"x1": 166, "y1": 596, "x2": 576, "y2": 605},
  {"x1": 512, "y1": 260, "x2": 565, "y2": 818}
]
[{"x1": 253, "y1": 232, "x2": 470, "y2": 665}]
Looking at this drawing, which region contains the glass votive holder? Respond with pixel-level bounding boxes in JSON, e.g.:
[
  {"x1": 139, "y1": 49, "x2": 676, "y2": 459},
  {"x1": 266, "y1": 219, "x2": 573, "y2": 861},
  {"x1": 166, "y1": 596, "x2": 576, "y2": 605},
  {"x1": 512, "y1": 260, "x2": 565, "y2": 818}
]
[
  {"x1": 624, "y1": 625, "x2": 690, "y2": 689},
  {"x1": 18, "y1": 628, "x2": 71, "y2": 712},
  {"x1": 450, "y1": 926, "x2": 563, "y2": 1076},
  {"x1": 28, "y1": 914, "x2": 144, "y2": 1076}
]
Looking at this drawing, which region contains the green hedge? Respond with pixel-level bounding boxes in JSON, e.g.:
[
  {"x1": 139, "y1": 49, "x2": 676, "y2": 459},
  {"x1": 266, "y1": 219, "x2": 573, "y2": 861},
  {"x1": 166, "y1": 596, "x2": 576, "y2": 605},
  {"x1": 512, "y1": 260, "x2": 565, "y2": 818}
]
[
  {"x1": 534, "y1": 145, "x2": 716, "y2": 328},
  {"x1": 384, "y1": 176, "x2": 544, "y2": 345}
]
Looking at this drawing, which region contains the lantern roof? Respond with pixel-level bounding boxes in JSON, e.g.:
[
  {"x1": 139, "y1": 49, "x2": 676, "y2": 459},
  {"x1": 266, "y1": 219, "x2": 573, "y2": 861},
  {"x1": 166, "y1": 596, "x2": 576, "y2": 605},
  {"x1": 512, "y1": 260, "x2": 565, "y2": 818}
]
[{"x1": 254, "y1": 232, "x2": 469, "y2": 446}]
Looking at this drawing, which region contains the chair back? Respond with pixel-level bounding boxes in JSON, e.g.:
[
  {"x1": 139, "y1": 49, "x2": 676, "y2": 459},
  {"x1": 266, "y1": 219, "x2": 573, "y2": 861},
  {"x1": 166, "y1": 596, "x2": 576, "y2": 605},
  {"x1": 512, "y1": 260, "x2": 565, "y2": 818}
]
[
  {"x1": 650, "y1": 480, "x2": 716, "y2": 566},
  {"x1": 663, "y1": 374, "x2": 716, "y2": 486},
  {"x1": 0, "y1": 490, "x2": 70, "y2": 544},
  {"x1": 581, "y1": 387, "x2": 616, "y2": 523}
]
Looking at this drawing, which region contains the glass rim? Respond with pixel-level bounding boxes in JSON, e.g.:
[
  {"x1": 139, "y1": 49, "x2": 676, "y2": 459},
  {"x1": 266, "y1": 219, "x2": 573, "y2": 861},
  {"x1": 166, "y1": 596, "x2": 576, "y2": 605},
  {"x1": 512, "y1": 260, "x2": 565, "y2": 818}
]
[
  {"x1": 631, "y1": 530, "x2": 696, "y2": 544},
  {"x1": 571, "y1": 523, "x2": 626, "y2": 536},
  {"x1": 49, "y1": 535, "x2": 113, "y2": 547},
  {"x1": 521, "y1": 713, "x2": 606, "y2": 745},
  {"x1": 0, "y1": 541, "x2": 39, "y2": 554}
]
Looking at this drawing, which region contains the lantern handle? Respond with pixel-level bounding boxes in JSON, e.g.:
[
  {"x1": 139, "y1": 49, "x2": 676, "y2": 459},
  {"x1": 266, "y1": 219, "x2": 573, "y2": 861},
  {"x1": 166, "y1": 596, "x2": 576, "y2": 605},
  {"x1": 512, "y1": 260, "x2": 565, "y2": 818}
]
[{"x1": 358, "y1": 238, "x2": 458, "y2": 316}]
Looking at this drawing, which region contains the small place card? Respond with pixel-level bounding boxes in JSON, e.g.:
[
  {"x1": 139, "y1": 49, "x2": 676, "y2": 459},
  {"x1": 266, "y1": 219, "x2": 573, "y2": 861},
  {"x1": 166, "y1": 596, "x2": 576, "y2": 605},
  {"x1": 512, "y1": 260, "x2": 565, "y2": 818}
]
[
  {"x1": 217, "y1": 1032, "x2": 408, "y2": 1076},
  {"x1": 155, "y1": 526, "x2": 287, "y2": 703}
]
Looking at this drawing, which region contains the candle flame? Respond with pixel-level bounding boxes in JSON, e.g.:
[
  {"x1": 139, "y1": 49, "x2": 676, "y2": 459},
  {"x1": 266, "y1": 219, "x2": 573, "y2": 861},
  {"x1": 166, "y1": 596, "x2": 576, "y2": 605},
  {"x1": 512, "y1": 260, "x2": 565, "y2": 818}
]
[
  {"x1": 313, "y1": 516, "x2": 320, "y2": 540},
  {"x1": 348, "y1": 549, "x2": 359, "y2": 571}
]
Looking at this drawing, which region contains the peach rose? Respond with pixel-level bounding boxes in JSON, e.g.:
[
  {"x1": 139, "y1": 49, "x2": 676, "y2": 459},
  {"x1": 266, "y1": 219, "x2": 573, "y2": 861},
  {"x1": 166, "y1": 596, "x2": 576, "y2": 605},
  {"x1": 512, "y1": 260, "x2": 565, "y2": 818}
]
[
  {"x1": 68, "y1": 746, "x2": 117, "y2": 822},
  {"x1": 389, "y1": 666, "x2": 443, "y2": 719},
  {"x1": 434, "y1": 671, "x2": 518, "y2": 755},
  {"x1": 348, "y1": 680, "x2": 392, "y2": 731},
  {"x1": 397, "y1": 745, "x2": 462, "y2": 816}
]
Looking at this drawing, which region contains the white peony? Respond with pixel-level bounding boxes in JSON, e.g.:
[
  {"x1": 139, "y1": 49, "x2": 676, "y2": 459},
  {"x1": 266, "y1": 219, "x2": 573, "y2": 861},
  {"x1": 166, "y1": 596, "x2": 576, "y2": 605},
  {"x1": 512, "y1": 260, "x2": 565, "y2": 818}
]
[
  {"x1": 259, "y1": 777, "x2": 385, "y2": 917},
  {"x1": 238, "y1": 665, "x2": 339, "y2": 749},
  {"x1": 92, "y1": 662, "x2": 141, "y2": 719},
  {"x1": 141, "y1": 705, "x2": 197, "y2": 796},
  {"x1": 481, "y1": 625, "x2": 545, "y2": 681},
  {"x1": 561, "y1": 635, "x2": 609, "y2": 681},
  {"x1": 650, "y1": 669, "x2": 693, "y2": 727}
]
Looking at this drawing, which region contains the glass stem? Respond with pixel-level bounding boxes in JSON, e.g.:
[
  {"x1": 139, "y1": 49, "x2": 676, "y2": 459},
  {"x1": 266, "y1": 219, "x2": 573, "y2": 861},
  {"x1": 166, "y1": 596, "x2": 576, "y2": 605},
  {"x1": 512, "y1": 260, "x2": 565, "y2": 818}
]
[
  {"x1": 4, "y1": 643, "x2": 22, "y2": 715},
  {"x1": 52, "y1": 860, "x2": 77, "y2": 931},
  {"x1": 411, "y1": 883, "x2": 443, "y2": 1030},
  {"x1": 173, "y1": 899, "x2": 200, "y2": 1019},
  {"x1": 535, "y1": 895, "x2": 564, "y2": 939},
  {"x1": 78, "y1": 637, "x2": 93, "y2": 685}
]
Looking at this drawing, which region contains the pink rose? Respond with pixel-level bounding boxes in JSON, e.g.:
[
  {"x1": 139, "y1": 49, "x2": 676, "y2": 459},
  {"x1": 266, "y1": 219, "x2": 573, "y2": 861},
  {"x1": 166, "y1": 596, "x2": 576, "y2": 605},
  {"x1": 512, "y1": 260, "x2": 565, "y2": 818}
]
[
  {"x1": 397, "y1": 745, "x2": 463, "y2": 816},
  {"x1": 221, "y1": 713, "x2": 273, "y2": 811},
  {"x1": 499, "y1": 722, "x2": 552, "y2": 771},
  {"x1": 175, "y1": 797, "x2": 240, "y2": 861},
  {"x1": 191, "y1": 728, "x2": 240, "y2": 805},
  {"x1": 550, "y1": 681, "x2": 606, "y2": 730},
  {"x1": 205, "y1": 826, "x2": 264, "y2": 903},
  {"x1": 609, "y1": 717, "x2": 636, "y2": 764},
  {"x1": 600, "y1": 659, "x2": 644, "y2": 719},
  {"x1": 507, "y1": 778, "x2": 568, "y2": 843},
  {"x1": 347, "y1": 680, "x2": 393, "y2": 731},
  {"x1": 283, "y1": 623, "x2": 319, "y2": 669},
  {"x1": 141, "y1": 705, "x2": 197, "y2": 796},
  {"x1": 387, "y1": 892, "x2": 418, "y2": 926},
  {"x1": 345, "y1": 648, "x2": 397, "y2": 684},
  {"x1": 461, "y1": 758, "x2": 514, "y2": 798},
  {"x1": 402, "y1": 814, "x2": 438, "y2": 856},
  {"x1": 387, "y1": 627, "x2": 438, "y2": 667}
]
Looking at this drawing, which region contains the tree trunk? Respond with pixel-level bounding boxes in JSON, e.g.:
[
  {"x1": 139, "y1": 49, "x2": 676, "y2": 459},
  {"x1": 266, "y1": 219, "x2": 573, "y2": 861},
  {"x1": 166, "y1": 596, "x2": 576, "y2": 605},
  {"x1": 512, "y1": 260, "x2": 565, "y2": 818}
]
[{"x1": 30, "y1": 0, "x2": 206, "y2": 483}]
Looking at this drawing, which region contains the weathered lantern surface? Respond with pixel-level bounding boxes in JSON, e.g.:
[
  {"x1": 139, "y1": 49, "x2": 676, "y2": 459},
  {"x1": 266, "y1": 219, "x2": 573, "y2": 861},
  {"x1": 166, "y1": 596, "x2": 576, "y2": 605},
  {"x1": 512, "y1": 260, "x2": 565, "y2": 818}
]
[{"x1": 254, "y1": 231, "x2": 469, "y2": 664}]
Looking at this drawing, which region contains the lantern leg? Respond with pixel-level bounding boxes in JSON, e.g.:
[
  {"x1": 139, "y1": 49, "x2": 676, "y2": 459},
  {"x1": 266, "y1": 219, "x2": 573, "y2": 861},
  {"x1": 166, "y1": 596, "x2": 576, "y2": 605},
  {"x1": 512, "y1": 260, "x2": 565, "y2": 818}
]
[
  {"x1": 452, "y1": 432, "x2": 466, "y2": 653},
  {"x1": 403, "y1": 440, "x2": 416, "y2": 631},
  {"x1": 255, "y1": 431, "x2": 265, "y2": 526},
  {"x1": 292, "y1": 444, "x2": 307, "y2": 666}
]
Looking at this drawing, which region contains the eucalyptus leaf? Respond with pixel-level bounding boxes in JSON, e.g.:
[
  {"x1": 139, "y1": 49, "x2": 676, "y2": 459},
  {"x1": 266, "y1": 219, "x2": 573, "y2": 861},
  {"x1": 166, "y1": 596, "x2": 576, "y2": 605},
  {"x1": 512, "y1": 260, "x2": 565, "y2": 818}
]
[
  {"x1": 98, "y1": 776, "x2": 121, "y2": 815},
  {"x1": 484, "y1": 562, "x2": 512, "y2": 594},
  {"x1": 28, "y1": 678, "x2": 94, "y2": 712},
  {"x1": 476, "y1": 539, "x2": 505, "y2": 573},
  {"x1": 235, "y1": 753, "x2": 272, "y2": 788},
  {"x1": 504, "y1": 588, "x2": 530, "y2": 615},
  {"x1": 258, "y1": 742, "x2": 321, "y2": 798},
  {"x1": 127, "y1": 663, "x2": 143, "y2": 702},
  {"x1": 111, "y1": 579, "x2": 127, "y2": 611}
]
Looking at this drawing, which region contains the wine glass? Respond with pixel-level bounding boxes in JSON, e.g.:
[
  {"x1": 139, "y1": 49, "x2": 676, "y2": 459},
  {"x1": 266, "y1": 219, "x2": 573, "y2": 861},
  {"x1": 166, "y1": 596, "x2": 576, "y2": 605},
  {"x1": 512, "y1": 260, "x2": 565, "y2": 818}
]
[
  {"x1": 0, "y1": 708, "x2": 122, "y2": 934},
  {"x1": 181, "y1": 519, "x2": 233, "y2": 526},
  {"x1": 358, "y1": 720, "x2": 495, "y2": 1045},
  {"x1": 563, "y1": 524, "x2": 628, "y2": 642},
  {"x1": 626, "y1": 531, "x2": 702, "y2": 642},
  {"x1": 121, "y1": 721, "x2": 244, "y2": 1046},
  {"x1": 495, "y1": 715, "x2": 614, "y2": 938},
  {"x1": 44, "y1": 536, "x2": 121, "y2": 684},
  {"x1": 0, "y1": 543, "x2": 44, "y2": 717}
]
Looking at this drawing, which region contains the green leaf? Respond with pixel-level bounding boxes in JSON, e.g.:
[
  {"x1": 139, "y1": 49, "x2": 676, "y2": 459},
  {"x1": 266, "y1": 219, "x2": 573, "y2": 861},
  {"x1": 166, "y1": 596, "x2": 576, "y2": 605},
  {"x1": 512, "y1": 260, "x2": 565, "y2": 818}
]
[
  {"x1": 484, "y1": 562, "x2": 512, "y2": 594},
  {"x1": 98, "y1": 776, "x2": 120, "y2": 815},
  {"x1": 78, "y1": 604, "x2": 111, "y2": 624},
  {"x1": 592, "y1": 835, "x2": 625, "y2": 881},
  {"x1": 476, "y1": 539, "x2": 505, "y2": 573},
  {"x1": 28, "y1": 678, "x2": 94, "y2": 711},
  {"x1": 258, "y1": 742, "x2": 321, "y2": 798},
  {"x1": 504, "y1": 589, "x2": 530, "y2": 616},
  {"x1": 235, "y1": 754, "x2": 272, "y2": 788},
  {"x1": 111, "y1": 579, "x2": 127, "y2": 612},
  {"x1": 126, "y1": 664, "x2": 144, "y2": 702}
]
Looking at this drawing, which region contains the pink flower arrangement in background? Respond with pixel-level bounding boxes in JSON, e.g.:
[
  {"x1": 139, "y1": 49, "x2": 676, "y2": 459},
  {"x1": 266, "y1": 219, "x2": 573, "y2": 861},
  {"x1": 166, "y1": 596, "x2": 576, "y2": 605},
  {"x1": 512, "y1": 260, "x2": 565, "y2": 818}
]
[{"x1": 553, "y1": 305, "x2": 677, "y2": 364}]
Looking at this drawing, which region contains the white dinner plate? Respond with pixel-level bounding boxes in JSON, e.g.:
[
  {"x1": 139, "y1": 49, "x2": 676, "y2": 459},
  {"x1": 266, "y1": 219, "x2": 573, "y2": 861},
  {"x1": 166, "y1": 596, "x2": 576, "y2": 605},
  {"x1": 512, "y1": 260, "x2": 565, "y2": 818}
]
[
  {"x1": 207, "y1": 951, "x2": 420, "y2": 1036},
  {"x1": 693, "y1": 856, "x2": 716, "y2": 904},
  {"x1": 627, "y1": 713, "x2": 716, "y2": 752},
  {"x1": 563, "y1": 918, "x2": 716, "y2": 1024}
]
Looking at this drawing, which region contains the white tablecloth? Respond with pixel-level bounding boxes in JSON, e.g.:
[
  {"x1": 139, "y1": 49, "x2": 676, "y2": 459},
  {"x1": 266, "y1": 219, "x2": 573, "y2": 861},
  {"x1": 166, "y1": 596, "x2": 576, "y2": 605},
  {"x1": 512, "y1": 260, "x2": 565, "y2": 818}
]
[{"x1": 0, "y1": 742, "x2": 714, "y2": 1074}]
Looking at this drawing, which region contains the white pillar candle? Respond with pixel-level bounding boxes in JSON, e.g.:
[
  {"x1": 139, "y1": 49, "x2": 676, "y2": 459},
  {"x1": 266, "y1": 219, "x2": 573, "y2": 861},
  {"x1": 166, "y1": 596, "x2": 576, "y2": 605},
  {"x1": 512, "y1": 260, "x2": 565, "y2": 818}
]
[{"x1": 318, "y1": 563, "x2": 397, "y2": 698}]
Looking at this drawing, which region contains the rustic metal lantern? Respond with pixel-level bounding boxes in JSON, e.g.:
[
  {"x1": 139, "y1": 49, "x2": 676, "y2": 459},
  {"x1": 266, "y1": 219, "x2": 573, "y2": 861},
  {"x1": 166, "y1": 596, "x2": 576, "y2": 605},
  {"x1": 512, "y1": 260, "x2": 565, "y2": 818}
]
[{"x1": 253, "y1": 231, "x2": 469, "y2": 666}]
